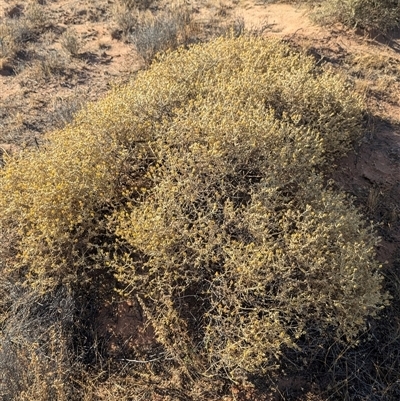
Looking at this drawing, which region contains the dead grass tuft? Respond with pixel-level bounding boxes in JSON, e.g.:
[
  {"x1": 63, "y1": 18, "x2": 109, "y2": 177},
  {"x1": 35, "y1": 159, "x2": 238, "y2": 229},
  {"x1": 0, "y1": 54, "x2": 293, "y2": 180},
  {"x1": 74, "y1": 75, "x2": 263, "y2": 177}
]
[
  {"x1": 34, "y1": 49, "x2": 68, "y2": 78},
  {"x1": 113, "y1": 3, "x2": 139, "y2": 36},
  {"x1": 60, "y1": 28, "x2": 82, "y2": 57},
  {"x1": 129, "y1": 6, "x2": 193, "y2": 64}
]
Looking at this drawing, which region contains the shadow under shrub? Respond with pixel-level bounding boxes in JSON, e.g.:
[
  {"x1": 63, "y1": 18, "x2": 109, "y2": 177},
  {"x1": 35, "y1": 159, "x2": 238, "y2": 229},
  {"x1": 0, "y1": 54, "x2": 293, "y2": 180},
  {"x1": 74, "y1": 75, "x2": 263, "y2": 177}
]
[{"x1": 0, "y1": 36, "x2": 389, "y2": 397}]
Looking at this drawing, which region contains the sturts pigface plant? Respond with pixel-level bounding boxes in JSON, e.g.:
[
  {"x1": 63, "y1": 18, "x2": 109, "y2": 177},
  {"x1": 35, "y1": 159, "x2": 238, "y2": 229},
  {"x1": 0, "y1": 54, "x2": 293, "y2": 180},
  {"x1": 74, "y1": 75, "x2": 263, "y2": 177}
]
[{"x1": 0, "y1": 36, "x2": 388, "y2": 389}]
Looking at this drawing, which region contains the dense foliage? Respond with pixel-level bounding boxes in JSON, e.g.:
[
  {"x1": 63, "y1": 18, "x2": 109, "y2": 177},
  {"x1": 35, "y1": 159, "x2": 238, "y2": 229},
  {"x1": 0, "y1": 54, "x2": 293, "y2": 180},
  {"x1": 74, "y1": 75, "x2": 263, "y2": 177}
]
[{"x1": 0, "y1": 36, "x2": 388, "y2": 393}]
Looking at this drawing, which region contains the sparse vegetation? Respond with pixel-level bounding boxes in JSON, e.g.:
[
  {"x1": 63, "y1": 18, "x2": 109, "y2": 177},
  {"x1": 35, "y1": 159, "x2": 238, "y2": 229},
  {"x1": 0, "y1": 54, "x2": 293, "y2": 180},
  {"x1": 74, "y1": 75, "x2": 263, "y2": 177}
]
[
  {"x1": 0, "y1": 2, "x2": 51, "y2": 75},
  {"x1": 317, "y1": 0, "x2": 400, "y2": 32},
  {"x1": 0, "y1": 284, "x2": 75, "y2": 401},
  {"x1": 289, "y1": 0, "x2": 400, "y2": 32}
]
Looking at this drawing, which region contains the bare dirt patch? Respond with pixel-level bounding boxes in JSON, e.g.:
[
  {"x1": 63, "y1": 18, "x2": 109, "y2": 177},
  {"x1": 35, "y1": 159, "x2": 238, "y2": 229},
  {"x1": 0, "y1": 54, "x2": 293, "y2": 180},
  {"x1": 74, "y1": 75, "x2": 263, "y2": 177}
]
[
  {"x1": 331, "y1": 124, "x2": 400, "y2": 264},
  {"x1": 96, "y1": 297, "x2": 157, "y2": 358},
  {"x1": 0, "y1": 0, "x2": 141, "y2": 148}
]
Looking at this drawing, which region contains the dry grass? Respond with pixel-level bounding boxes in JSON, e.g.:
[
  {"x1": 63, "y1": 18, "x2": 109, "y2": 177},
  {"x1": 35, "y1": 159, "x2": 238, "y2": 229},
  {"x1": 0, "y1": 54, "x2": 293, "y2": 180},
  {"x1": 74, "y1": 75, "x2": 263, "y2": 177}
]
[
  {"x1": 288, "y1": 0, "x2": 400, "y2": 32},
  {"x1": 60, "y1": 28, "x2": 82, "y2": 57},
  {"x1": 120, "y1": 0, "x2": 155, "y2": 10},
  {"x1": 0, "y1": 283, "x2": 75, "y2": 401},
  {"x1": 367, "y1": 186, "x2": 381, "y2": 213},
  {"x1": 51, "y1": 95, "x2": 85, "y2": 129},
  {"x1": 129, "y1": 5, "x2": 193, "y2": 64},
  {"x1": 112, "y1": 3, "x2": 139, "y2": 37},
  {"x1": 345, "y1": 53, "x2": 400, "y2": 103},
  {"x1": 35, "y1": 49, "x2": 69, "y2": 77},
  {"x1": 316, "y1": 0, "x2": 400, "y2": 32},
  {"x1": 24, "y1": 2, "x2": 50, "y2": 31},
  {"x1": 270, "y1": 0, "x2": 400, "y2": 32}
]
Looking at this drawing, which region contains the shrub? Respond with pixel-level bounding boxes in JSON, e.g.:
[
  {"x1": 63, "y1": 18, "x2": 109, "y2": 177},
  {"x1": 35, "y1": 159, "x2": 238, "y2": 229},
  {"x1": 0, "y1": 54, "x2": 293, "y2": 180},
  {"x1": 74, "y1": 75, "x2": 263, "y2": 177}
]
[
  {"x1": 313, "y1": 0, "x2": 400, "y2": 32},
  {"x1": 24, "y1": 2, "x2": 49, "y2": 32},
  {"x1": 291, "y1": 0, "x2": 400, "y2": 32},
  {"x1": 0, "y1": 36, "x2": 388, "y2": 387},
  {"x1": 0, "y1": 20, "x2": 29, "y2": 69},
  {"x1": 0, "y1": 27, "x2": 16, "y2": 70},
  {"x1": 129, "y1": 6, "x2": 193, "y2": 64},
  {"x1": 60, "y1": 28, "x2": 81, "y2": 57},
  {"x1": 112, "y1": 3, "x2": 139, "y2": 36},
  {"x1": 35, "y1": 49, "x2": 68, "y2": 77},
  {"x1": 119, "y1": 0, "x2": 154, "y2": 10}
]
